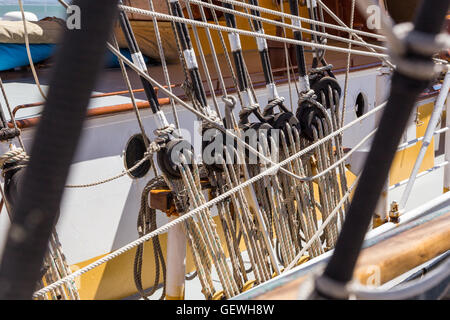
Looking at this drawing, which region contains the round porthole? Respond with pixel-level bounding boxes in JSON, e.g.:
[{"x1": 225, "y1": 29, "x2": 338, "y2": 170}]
[
  {"x1": 124, "y1": 134, "x2": 151, "y2": 179},
  {"x1": 355, "y1": 92, "x2": 366, "y2": 118}
]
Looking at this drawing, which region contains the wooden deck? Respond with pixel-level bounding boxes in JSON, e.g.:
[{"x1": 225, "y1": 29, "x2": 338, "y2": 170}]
[{"x1": 252, "y1": 211, "x2": 450, "y2": 299}]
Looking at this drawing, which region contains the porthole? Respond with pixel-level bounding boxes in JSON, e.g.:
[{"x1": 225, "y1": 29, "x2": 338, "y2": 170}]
[
  {"x1": 355, "y1": 92, "x2": 366, "y2": 118},
  {"x1": 124, "y1": 134, "x2": 151, "y2": 179}
]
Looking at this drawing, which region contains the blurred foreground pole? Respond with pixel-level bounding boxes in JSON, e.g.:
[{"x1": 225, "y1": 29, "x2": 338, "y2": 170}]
[{"x1": 0, "y1": 0, "x2": 118, "y2": 299}]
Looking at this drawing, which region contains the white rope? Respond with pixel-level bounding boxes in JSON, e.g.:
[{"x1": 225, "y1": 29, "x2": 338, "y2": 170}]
[
  {"x1": 18, "y1": 0, "x2": 47, "y2": 100},
  {"x1": 149, "y1": 0, "x2": 181, "y2": 131},
  {"x1": 316, "y1": 0, "x2": 395, "y2": 70},
  {"x1": 65, "y1": 150, "x2": 155, "y2": 188},
  {"x1": 118, "y1": 5, "x2": 388, "y2": 59},
  {"x1": 340, "y1": 0, "x2": 356, "y2": 128},
  {"x1": 215, "y1": 0, "x2": 386, "y2": 41},
  {"x1": 105, "y1": 41, "x2": 387, "y2": 182},
  {"x1": 187, "y1": 0, "x2": 387, "y2": 53},
  {"x1": 33, "y1": 100, "x2": 386, "y2": 297},
  {"x1": 0, "y1": 147, "x2": 28, "y2": 168},
  {"x1": 305, "y1": 129, "x2": 376, "y2": 182},
  {"x1": 285, "y1": 176, "x2": 359, "y2": 272},
  {"x1": 184, "y1": 0, "x2": 221, "y2": 117}
]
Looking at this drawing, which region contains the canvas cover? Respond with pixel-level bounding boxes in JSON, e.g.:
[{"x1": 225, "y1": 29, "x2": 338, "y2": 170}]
[{"x1": 0, "y1": 19, "x2": 63, "y2": 44}]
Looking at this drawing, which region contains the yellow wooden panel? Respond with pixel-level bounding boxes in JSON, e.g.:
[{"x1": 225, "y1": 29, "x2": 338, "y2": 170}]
[
  {"x1": 389, "y1": 101, "x2": 435, "y2": 185},
  {"x1": 71, "y1": 213, "x2": 237, "y2": 300}
]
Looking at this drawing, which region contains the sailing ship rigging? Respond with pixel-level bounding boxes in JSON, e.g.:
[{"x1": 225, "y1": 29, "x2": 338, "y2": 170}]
[{"x1": 0, "y1": 0, "x2": 448, "y2": 300}]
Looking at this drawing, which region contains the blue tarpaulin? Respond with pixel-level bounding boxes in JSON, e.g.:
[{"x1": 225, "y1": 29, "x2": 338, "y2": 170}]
[
  {"x1": 0, "y1": 43, "x2": 148, "y2": 71},
  {"x1": 0, "y1": 43, "x2": 54, "y2": 71}
]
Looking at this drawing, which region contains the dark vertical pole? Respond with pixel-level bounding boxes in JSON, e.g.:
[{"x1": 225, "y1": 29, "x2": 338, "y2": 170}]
[
  {"x1": 222, "y1": 2, "x2": 250, "y2": 94},
  {"x1": 248, "y1": 0, "x2": 279, "y2": 101},
  {"x1": 0, "y1": 0, "x2": 118, "y2": 299},
  {"x1": 117, "y1": 0, "x2": 160, "y2": 114},
  {"x1": 169, "y1": 0, "x2": 209, "y2": 110},
  {"x1": 288, "y1": 0, "x2": 310, "y2": 92},
  {"x1": 316, "y1": 0, "x2": 449, "y2": 297}
]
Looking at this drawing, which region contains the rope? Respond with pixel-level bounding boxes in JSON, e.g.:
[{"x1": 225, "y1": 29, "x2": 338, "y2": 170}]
[
  {"x1": 149, "y1": 0, "x2": 181, "y2": 132},
  {"x1": 206, "y1": 0, "x2": 244, "y2": 108},
  {"x1": 0, "y1": 142, "x2": 78, "y2": 300},
  {"x1": 285, "y1": 176, "x2": 359, "y2": 271},
  {"x1": 106, "y1": 34, "x2": 387, "y2": 183},
  {"x1": 118, "y1": 4, "x2": 388, "y2": 59},
  {"x1": 65, "y1": 149, "x2": 154, "y2": 188},
  {"x1": 111, "y1": 35, "x2": 158, "y2": 177},
  {"x1": 184, "y1": 0, "x2": 222, "y2": 118},
  {"x1": 18, "y1": 0, "x2": 47, "y2": 100},
  {"x1": 277, "y1": 0, "x2": 300, "y2": 108},
  {"x1": 195, "y1": 0, "x2": 228, "y2": 99},
  {"x1": 133, "y1": 176, "x2": 167, "y2": 300},
  {"x1": 216, "y1": 0, "x2": 386, "y2": 41},
  {"x1": 221, "y1": 149, "x2": 272, "y2": 282},
  {"x1": 340, "y1": 0, "x2": 356, "y2": 129},
  {"x1": 52, "y1": 54, "x2": 382, "y2": 192},
  {"x1": 32, "y1": 98, "x2": 386, "y2": 297},
  {"x1": 26, "y1": 0, "x2": 445, "y2": 300},
  {"x1": 31, "y1": 6, "x2": 388, "y2": 295},
  {"x1": 0, "y1": 147, "x2": 29, "y2": 168},
  {"x1": 316, "y1": 0, "x2": 395, "y2": 70},
  {"x1": 187, "y1": 0, "x2": 387, "y2": 53}
]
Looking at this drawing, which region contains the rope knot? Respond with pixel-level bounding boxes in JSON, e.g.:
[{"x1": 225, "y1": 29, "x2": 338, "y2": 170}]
[
  {"x1": 0, "y1": 147, "x2": 28, "y2": 169},
  {"x1": 147, "y1": 140, "x2": 163, "y2": 154},
  {"x1": 0, "y1": 147, "x2": 29, "y2": 176},
  {"x1": 0, "y1": 127, "x2": 21, "y2": 142},
  {"x1": 298, "y1": 90, "x2": 317, "y2": 106},
  {"x1": 221, "y1": 95, "x2": 237, "y2": 110},
  {"x1": 263, "y1": 96, "x2": 285, "y2": 116},
  {"x1": 239, "y1": 103, "x2": 259, "y2": 119},
  {"x1": 154, "y1": 124, "x2": 175, "y2": 137}
]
